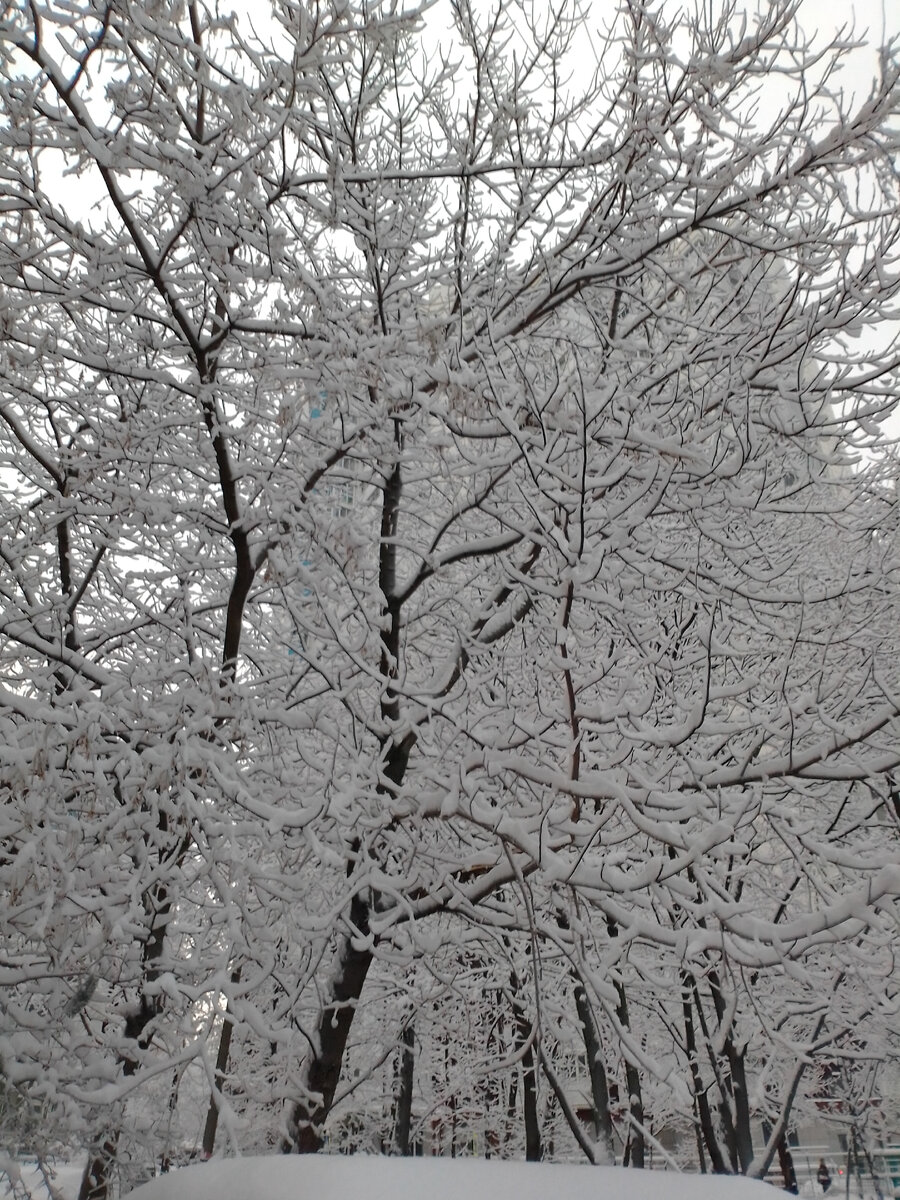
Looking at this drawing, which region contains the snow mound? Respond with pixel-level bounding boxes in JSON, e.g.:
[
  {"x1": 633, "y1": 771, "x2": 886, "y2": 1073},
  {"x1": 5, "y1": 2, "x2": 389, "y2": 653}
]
[{"x1": 122, "y1": 1155, "x2": 777, "y2": 1200}]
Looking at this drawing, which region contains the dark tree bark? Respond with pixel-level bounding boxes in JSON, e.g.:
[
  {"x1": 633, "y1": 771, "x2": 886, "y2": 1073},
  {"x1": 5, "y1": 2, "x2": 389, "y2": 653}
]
[
  {"x1": 284, "y1": 450, "x2": 404, "y2": 1154},
  {"x1": 681, "y1": 971, "x2": 730, "y2": 1174},
  {"x1": 509, "y1": 974, "x2": 541, "y2": 1162},
  {"x1": 283, "y1": 890, "x2": 375, "y2": 1153},
  {"x1": 201, "y1": 965, "x2": 242, "y2": 1158},
  {"x1": 77, "y1": 1134, "x2": 120, "y2": 1200},
  {"x1": 614, "y1": 991, "x2": 645, "y2": 1166},
  {"x1": 603, "y1": 914, "x2": 645, "y2": 1169},
  {"x1": 78, "y1": 828, "x2": 185, "y2": 1200},
  {"x1": 777, "y1": 1133, "x2": 799, "y2": 1194},
  {"x1": 521, "y1": 1037, "x2": 542, "y2": 1162},
  {"x1": 706, "y1": 968, "x2": 754, "y2": 1173},
  {"x1": 393, "y1": 1021, "x2": 415, "y2": 1156},
  {"x1": 573, "y1": 978, "x2": 616, "y2": 1163}
]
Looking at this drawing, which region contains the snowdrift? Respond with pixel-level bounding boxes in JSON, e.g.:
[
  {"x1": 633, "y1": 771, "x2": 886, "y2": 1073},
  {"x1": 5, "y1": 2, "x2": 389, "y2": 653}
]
[{"x1": 123, "y1": 1155, "x2": 777, "y2": 1200}]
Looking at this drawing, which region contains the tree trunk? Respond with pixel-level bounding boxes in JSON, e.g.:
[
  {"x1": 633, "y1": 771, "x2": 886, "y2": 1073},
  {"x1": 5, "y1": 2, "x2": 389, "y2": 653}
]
[
  {"x1": 78, "y1": 847, "x2": 182, "y2": 1200},
  {"x1": 706, "y1": 967, "x2": 753, "y2": 1173},
  {"x1": 507, "y1": 1073, "x2": 518, "y2": 1152},
  {"x1": 615, "y1": 981, "x2": 645, "y2": 1169},
  {"x1": 690, "y1": 975, "x2": 739, "y2": 1171},
  {"x1": 777, "y1": 1133, "x2": 799, "y2": 1194},
  {"x1": 573, "y1": 979, "x2": 615, "y2": 1164},
  {"x1": 77, "y1": 1134, "x2": 119, "y2": 1200},
  {"x1": 681, "y1": 971, "x2": 729, "y2": 1174},
  {"x1": 604, "y1": 915, "x2": 644, "y2": 1170},
  {"x1": 521, "y1": 1036, "x2": 541, "y2": 1162},
  {"x1": 508, "y1": 958, "x2": 541, "y2": 1163},
  {"x1": 78, "y1": 1002, "x2": 157, "y2": 1198},
  {"x1": 201, "y1": 965, "x2": 242, "y2": 1158},
  {"x1": 393, "y1": 1021, "x2": 415, "y2": 1156},
  {"x1": 282, "y1": 892, "x2": 374, "y2": 1153},
  {"x1": 727, "y1": 1044, "x2": 754, "y2": 1174}
]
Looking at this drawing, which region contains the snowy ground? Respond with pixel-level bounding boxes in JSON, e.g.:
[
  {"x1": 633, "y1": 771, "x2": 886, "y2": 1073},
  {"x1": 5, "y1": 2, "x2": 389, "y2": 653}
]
[
  {"x1": 1, "y1": 1155, "x2": 888, "y2": 1200},
  {"x1": 0, "y1": 1156, "x2": 86, "y2": 1200},
  {"x1": 122, "y1": 1157, "x2": 779, "y2": 1200}
]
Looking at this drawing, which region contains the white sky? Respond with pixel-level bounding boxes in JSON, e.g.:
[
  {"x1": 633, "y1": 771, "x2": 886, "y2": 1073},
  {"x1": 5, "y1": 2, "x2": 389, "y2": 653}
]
[{"x1": 826, "y1": 0, "x2": 896, "y2": 97}]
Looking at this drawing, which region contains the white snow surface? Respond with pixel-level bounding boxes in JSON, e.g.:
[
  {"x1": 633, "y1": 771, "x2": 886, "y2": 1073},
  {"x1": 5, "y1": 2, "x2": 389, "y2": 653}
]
[
  {"x1": 120, "y1": 1155, "x2": 778, "y2": 1200},
  {"x1": 0, "y1": 1156, "x2": 86, "y2": 1200}
]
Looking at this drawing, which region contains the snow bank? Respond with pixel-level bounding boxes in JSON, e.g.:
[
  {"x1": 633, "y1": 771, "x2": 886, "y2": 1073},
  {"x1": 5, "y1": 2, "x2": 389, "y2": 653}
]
[
  {"x1": 0, "y1": 1157, "x2": 85, "y2": 1200},
  {"x1": 122, "y1": 1155, "x2": 778, "y2": 1200}
]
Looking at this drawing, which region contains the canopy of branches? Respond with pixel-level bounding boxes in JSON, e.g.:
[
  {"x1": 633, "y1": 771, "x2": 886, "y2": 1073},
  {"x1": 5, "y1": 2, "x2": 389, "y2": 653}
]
[{"x1": 1, "y1": 0, "x2": 899, "y2": 1193}]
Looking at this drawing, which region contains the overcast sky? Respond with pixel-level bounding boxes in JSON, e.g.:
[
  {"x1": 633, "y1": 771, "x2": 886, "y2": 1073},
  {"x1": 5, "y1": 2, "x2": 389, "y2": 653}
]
[{"x1": 834, "y1": 0, "x2": 896, "y2": 96}]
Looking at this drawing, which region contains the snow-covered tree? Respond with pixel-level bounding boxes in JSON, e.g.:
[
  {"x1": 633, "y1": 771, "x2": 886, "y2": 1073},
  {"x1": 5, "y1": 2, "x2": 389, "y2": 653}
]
[{"x1": 1, "y1": 0, "x2": 899, "y2": 1193}]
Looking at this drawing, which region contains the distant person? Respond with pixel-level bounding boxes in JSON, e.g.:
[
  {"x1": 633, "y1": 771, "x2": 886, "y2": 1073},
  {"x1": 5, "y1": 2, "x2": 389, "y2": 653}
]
[{"x1": 818, "y1": 1159, "x2": 832, "y2": 1193}]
